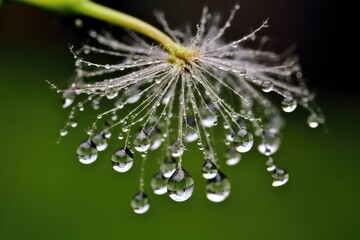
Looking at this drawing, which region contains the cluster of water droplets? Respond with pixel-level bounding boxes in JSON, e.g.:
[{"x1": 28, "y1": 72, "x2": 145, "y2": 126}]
[{"x1": 53, "y1": 5, "x2": 326, "y2": 214}]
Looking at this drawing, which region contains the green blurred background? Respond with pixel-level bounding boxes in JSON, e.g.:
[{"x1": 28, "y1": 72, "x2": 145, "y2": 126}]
[{"x1": 1, "y1": 1, "x2": 357, "y2": 240}]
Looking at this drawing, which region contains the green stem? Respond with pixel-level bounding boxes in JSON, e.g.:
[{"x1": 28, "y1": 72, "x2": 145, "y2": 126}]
[{"x1": 8, "y1": 0, "x2": 194, "y2": 59}]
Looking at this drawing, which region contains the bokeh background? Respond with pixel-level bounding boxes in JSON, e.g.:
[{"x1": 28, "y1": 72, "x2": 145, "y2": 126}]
[{"x1": 1, "y1": 1, "x2": 356, "y2": 240}]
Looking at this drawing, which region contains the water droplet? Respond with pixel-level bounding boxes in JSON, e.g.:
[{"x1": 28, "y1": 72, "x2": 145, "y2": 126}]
[
  {"x1": 91, "y1": 131, "x2": 108, "y2": 151},
  {"x1": 104, "y1": 64, "x2": 110, "y2": 69},
  {"x1": 201, "y1": 115, "x2": 218, "y2": 128},
  {"x1": 266, "y1": 157, "x2": 276, "y2": 171},
  {"x1": 118, "y1": 133, "x2": 124, "y2": 140},
  {"x1": 170, "y1": 141, "x2": 185, "y2": 157},
  {"x1": 167, "y1": 167, "x2": 194, "y2": 202},
  {"x1": 307, "y1": 113, "x2": 320, "y2": 128},
  {"x1": 261, "y1": 80, "x2": 273, "y2": 92},
  {"x1": 77, "y1": 139, "x2": 98, "y2": 164},
  {"x1": 133, "y1": 130, "x2": 151, "y2": 152},
  {"x1": 69, "y1": 118, "x2": 78, "y2": 128},
  {"x1": 131, "y1": 191, "x2": 150, "y2": 214},
  {"x1": 185, "y1": 118, "x2": 199, "y2": 142},
  {"x1": 151, "y1": 171, "x2": 168, "y2": 195},
  {"x1": 202, "y1": 160, "x2": 218, "y2": 179},
  {"x1": 62, "y1": 89, "x2": 75, "y2": 108},
  {"x1": 258, "y1": 131, "x2": 281, "y2": 156},
  {"x1": 225, "y1": 148, "x2": 241, "y2": 166},
  {"x1": 281, "y1": 98, "x2": 297, "y2": 113},
  {"x1": 60, "y1": 128, "x2": 68, "y2": 136},
  {"x1": 206, "y1": 171, "x2": 231, "y2": 202},
  {"x1": 272, "y1": 168, "x2": 289, "y2": 187},
  {"x1": 160, "y1": 156, "x2": 177, "y2": 178},
  {"x1": 105, "y1": 90, "x2": 118, "y2": 100},
  {"x1": 233, "y1": 127, "x2": 254, "y2": 153},
  {"x1": 231, "y1": 41, "x2": 238, "y2": 48},
  {"x1": 111, "y1": 147, "x2": 134, "y2": 173},
  {"x1": 74, "y1": 18, "x2": 83, "y2": 28}
]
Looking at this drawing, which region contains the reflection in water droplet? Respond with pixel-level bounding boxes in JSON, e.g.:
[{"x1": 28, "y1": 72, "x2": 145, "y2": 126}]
[
  {"x1": 91, "y1": 131, "x2": 109, "y2": 151},
  {"x1": 281, "y1": 98, "x2": 297, "y2": 113},
  {"x1": 266, "y1": 157, "x2": 276, "y2": 171},
  {"x1": 131, "y1": 191, "x2": 150, "y2": 214},
  {"x1": 77, "y1": 139, "x2": 98, "y2": 164},
  {"x1": 60, "y1": 128, "x2": 68, "y2": 136},
  {"x1": 202, "y1": 160, "x2": 218, "y2": 179},
  {"x1": 167, "y1": 167, "x2": 194, "y2": 202},
  {"x1": 307, "y1": 113, "x2": 321, "y2": 128},
  {"x1": 133, "y1": 130, "x2": 151, "y2": 152},
  {"x1": 111, "y1": 147, "x2": 134, "y2": 173},
  {"x1": 206, "y1": 171, "x2": 231, "y2": 202},
  {"x1": 160, "y1": 156, "x2": 177, "y2": 178},
  {"x1": 272, "y1": 168, "x2": 289, "y2": 187},
  {"x1": 233, "y1": 127, "x2": 254, "y2": 153},
  {"x1": 261, "y1": 80, "x2": 273, "y2": 92},
  {"x1": 151, "y1": 171, "x2": 168, "y2": 195},
  {"x1": 185, "y1": 118, "x2": 199, "y2": 143},
  {"x1": 258, "y1": 131, "x2": 281, "y2": 156},
  {"x1": 62, "y1": 89, "x2": 75, "y2": 108},
  {"x1": 170, "y1": 141, "x2": 184, "y2": 157},
  {"x1": 225, "y1": 148, "x2": 241, "y2": 166},
  {"x1": 105, "y1": 90, "x2": 118, "y2": 99}
]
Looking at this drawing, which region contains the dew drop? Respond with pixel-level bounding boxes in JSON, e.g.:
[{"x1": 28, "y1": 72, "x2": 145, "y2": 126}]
[
  {"x1": 258, "y1": 132, "x2": 281, "y2": 156},
  {"x1": 231, "y1": 41, "x2": 238, "y2": 48},
  {"x1": 62, "y1": 89, "x2": 75, "y2": 108},
  {"x1": 111, "y1": 147, "x2": 134, "y2": 173},
  {"x1": 167, "y1": 167, "x2": 194, "y2": 202},
  {"x1": 232, "y1": 127, "x2": 254, "y2": 153},
  {"x1": 91, "y1": 131, "x2": 109, "y2": 151},
  {"x1": 74, "y1": 18, "x2": 83, "y2": 28},
  {"x1": 131, "y1": 191, "x2": 150, "y2": 214},
  {"x1": 150, "y1": 171, "x2": 168, "y2": 195},
  {"x1": 281, "y1": 98, "x2": 297, "y2": 113},
  {"x1": 160, "y1": 156, "x2": 177, "y2": 178},
  {"x1": 266, "y1": 157, "x2": 276, "y2": 171},
  {"x1": 170, "y1": 141, "x2": 184, "y2": 157},
  {"x1": 272, "y1": 168, "x2": 289, "y2": 187},
  {"x1": 104, "y1": 64, "x2": 110, "y2": 69},
  {"x1": 133, "y1": 130, "x2": 151, "y2": 152},
  {"x1": 261, "y1": 80, "x2": 274, "y2": 92},
  {"x1": 202, "y1": 160, "x2": 218, "y2": 179},
  {"x1": 69, "y1": 118, "x2": 78, "y2": 128},
  {"x1": 201, "y1": 115, "x2": 218, "y2": 128},
  {"x1": 77, "y1": 139, "x2": 98, "y2": 164},
  {"x1": 60, "y1": 128, "x2": 68, "y2": 136},
  {"x1": 106, "y1": 91, "x2": 118, "y2": 100},
  {"x1": 307, "y1": 113, "x2": 320, "y2": 128},
  {"x1": 206, "y1": 171, "x2": 231, "y2": 202},
  {"x1": 225, "y1": 148, "x2": 241, "y2": 166}
]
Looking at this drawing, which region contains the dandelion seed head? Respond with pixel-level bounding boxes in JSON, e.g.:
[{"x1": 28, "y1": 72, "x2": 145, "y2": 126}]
[{"x1": 56, "y1": 6, "x2": 324, "y2": 213}]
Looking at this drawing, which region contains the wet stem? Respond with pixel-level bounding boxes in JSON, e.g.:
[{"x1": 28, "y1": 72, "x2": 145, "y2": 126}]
[{"x1": 10, "y1": 0, "x2": 193, "y2": 59}]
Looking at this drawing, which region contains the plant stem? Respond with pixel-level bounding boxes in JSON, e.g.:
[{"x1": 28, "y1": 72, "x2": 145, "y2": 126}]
[{"x1": 8, "y1": 0, "x2": 195, "y2": 59}]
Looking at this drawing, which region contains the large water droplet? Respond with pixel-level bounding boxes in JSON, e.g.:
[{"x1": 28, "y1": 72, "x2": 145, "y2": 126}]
[
  {"x1": 167, "y1": 167, "x2": 194, "y2": 202},
  {"x1": 62, "y1": 89, "x2": 75, "y2": 108},
  {"x1": 261, "y1": 80, "x2": 274, "y2": 92},
  {"x1": 281, "y1": 98, "x2": 297, "y2": 113},
  {"x1": 272, "y1": 168, "x2": 289, "y2": 187},
  {"x1": 202, "y1": 160, "x2": 218, "y2": 179},
  {"x1": 258, "y1": 131, "x2": 281, "y2": 156},
  {"x1": 151, "y1": 171, "x2": 168, "y2": 195},
  {"x1": 77, "y1": 139, "x2": 98, "y2": 164},
  {"x1": 160, "y1": 156, "x2": 177, "y2": 178},
  {"x1": 111, "y1": 147, "x2": 134, "y2": 173},
  {"x1": 201, "y1": 115, "x2": 218, "y2": 128},
  {"x1": 206, "y1": 171, "x2": 231, "y2": 202},
  {"x1": 170, "y1": 141, "x2": 184, "y2": 158},
  {"x1": 131, "y1": 191, "x2": 150, "y2": 214},
  {"x1": 225, "y1": 148, "x2": 241, "y2": 166},
  {"x1": 233, "y1": 127, "x2": 254, "y2": 153},
  {"x1": 91, "y1": 131, "x2": 110, "y2": 151},
  {"x1": 200, "y1": 104, "x2": 218, "y2": 128},
  {"x1": 307, "y1": 113, "x2": 321, "y2": 128},
  {"x1": 133, "y1": 130, "x2": 151, "y2": 152}
]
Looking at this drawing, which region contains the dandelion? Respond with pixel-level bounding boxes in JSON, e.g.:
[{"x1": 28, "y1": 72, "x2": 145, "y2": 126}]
[{"x1": 8, "y1": 0, "x2": 324, "y2": 214}]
